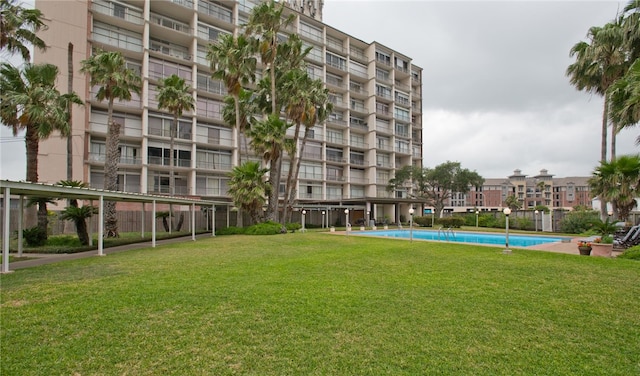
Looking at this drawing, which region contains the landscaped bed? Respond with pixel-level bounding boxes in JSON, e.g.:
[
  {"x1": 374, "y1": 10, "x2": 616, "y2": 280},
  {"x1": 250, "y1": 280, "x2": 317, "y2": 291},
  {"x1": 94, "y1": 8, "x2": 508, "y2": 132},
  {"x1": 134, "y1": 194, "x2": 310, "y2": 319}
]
[{"x1": 1, "y1": 233, "x2": 639, "y2": 375}]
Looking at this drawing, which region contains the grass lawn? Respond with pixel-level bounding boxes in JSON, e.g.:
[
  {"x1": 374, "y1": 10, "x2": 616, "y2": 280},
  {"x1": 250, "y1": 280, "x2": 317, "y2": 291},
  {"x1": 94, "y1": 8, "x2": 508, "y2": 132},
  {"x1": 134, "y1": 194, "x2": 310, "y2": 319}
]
[{"x1": 1, "y1": 233, "x2": 639, "y2": 375}]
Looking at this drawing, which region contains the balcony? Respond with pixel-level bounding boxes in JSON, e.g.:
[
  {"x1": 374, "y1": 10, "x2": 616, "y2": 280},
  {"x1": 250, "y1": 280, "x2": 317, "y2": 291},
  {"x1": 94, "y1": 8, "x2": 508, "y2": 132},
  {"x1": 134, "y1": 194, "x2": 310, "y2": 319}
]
[
  {"x1": 149, "y1": 39, "x2": 191, "y2": 61},
  {"x1": 92, "y1": 0, "x2": 143, "y2": 26},
  {"x1": 198, "y1": 0, "x2": 233, "y2": 24},
  {"x1": 91, "y1": 23, "x2": 143, "y2": 53},
  {"x1": 195, "y1": 160, "x2": 232, "y2": 171},
  {"x1": 150, "y1": 13, "x2": 191, "y2": 35},
  {"x1": 88, "y1": 153, "x2": 141, "y2": 165},
  {"x1": 148, "y1": 156, "x2": 192, "y2": 168}
]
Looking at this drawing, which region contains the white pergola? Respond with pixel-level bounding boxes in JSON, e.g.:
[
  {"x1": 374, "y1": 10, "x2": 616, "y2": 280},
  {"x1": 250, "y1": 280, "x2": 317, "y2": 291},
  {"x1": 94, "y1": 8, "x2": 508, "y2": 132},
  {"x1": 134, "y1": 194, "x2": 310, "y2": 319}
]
[{"x1": 1, "y1": 180, "x2": 227, "y2": 273}]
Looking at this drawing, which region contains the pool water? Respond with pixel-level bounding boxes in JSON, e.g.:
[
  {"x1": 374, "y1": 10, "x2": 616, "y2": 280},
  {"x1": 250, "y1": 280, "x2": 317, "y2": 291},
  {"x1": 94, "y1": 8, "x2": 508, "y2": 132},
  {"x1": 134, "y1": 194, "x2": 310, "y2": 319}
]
[{"x1": 352, "y1": 230, "x2": 565, "y2": 247}]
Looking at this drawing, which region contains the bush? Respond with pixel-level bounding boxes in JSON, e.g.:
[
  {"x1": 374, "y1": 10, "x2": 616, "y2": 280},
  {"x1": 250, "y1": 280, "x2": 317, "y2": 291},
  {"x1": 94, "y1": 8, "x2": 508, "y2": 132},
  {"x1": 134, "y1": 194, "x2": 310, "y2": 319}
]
[
  {"x1": 286, "y1": 222, "x2": 302, "y2": 232},
  {"x1": 618, "y1": 246, "x2": 640, "y2": 260},
  {"x1": 216, "y1": 226, "x2": 246, "y2": 235},
  {"x1": 514, "y1": 217, "x2": 532, "y2": 230},
  {"x1": 559, "y1": 210, "x2": 599, "y2": 234},
  {"x1": 244, "y1": 221, "x2": 284, "y2": 235},
  {"x1": 435, "y1": 217, "x2": 465, "y2": 228},
  {"x1": 23, "y1": 226, "x2": 47, "y2": 247},
  {"x1": 479, "y1": 214, "x2": 500, "y2": 228},
  {"x1": 414, "y1": 216, "x2": 432, "y2": 227},
  {"x1": 46, "y1": 235, "x2": 82, "y2": 247}
]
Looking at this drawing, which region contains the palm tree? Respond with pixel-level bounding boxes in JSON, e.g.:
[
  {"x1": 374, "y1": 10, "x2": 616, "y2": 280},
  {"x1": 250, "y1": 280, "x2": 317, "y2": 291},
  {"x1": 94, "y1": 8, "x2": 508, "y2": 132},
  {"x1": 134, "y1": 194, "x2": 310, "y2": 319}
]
[
  {"x1": 247, "y1": 114, "x2": 288, "y2": 223},
  {"x1": 0, "y1": 0, "x2": 47, "y2": 61},
  {"x1": 609, "y1": 59, "x2": 640, "y2": 140},
  {"x1": 156, "y1": 74, "x2": 194, "y2": 196},
  {"x1": 222, "y1": 88, "x2": 257, "y2": 157},
  {"x1": 80, "y1": 49, "x2": 141, "y2": 237},
  {"x1": 589, "y1": 154, "x2": 640, "y2": 221},
  {"x1": 622, "y1": 0, "x2": 640, "y2": 61},
  {"x1": 281, "y1": 69, "x2": 331, "y2": 222},
  {"x1": 0, "y1": 63, "x2": 82, "y2": 183},
  {"x1": 244, "y1": 0, "x2": 295, "y2": 115},
  {"x1": 207, "y1": 33, "x2": 256, "y2": 164},
  {"x1": 567, "y1": 20, "x2": 628, "y2": 163},
  {"x1": 25, "y1": 196, "x2": 55, "y2": 241},
  {"x1": 227, "y1": 161, "x2": 270, "y2": 225},
  {"x1": 57, "y1": 180, "x2": 96, "y2": 246}
]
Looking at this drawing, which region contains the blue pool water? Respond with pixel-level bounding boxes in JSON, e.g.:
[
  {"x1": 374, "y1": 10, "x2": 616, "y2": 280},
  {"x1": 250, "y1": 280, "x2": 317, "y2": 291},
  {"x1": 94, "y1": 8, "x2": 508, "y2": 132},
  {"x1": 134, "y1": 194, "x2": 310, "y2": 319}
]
[{"x1": 352, "y1": 230, "x2": 565, "y2": 247}]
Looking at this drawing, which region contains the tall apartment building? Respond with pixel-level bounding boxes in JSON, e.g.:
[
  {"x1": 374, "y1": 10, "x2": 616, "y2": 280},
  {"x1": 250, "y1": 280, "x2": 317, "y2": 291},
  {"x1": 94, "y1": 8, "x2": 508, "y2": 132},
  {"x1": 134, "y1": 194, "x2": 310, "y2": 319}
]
[
  {"x1": 33, "y1": 0, "x2": 423, "y2": 223},
  {"x1": 448, "y1": 169, "x2": 593, "y2": 213}
]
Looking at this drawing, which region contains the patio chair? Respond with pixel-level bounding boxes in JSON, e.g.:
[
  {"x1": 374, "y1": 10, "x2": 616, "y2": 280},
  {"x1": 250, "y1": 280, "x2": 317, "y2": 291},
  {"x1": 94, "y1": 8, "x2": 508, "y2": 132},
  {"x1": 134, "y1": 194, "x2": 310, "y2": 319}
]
[
  {"x1": 614, "y1": 225, "x2": 639, "y2": 246},
  {"x1": 618, "y1": 226, "x2": 640, "y2": 249}
]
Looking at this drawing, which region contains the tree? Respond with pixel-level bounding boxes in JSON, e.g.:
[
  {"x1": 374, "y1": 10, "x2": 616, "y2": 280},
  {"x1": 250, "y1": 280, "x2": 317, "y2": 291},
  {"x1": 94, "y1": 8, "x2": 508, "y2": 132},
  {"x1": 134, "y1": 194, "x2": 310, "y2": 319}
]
[
  {"x1": 227, "y1": 161, "x2": 270, "y2": 225},
  {"x1": 567, "y1": 20, "x2": 628, "y2": 163},
  {"x1": 247, "y1": 114, "x2": 288, "y2": 224},
  {"x1": 80, "y1": 49, "x2": 141, "y2": 237},
  {"x1": 207, "y1": 33, "x2": 256, "y2": 163},
  {"x1": 387, "y1": 162, "x2": 484, "y2": 218},
  {"x1": 25, "y1": 196, "x2": 54, "y2": 240},
  {"x1": 57, "y1": 180, "x2": 97, "y2": 246},
  {"x1": 1, "y1": 62, "x2": 82, "y2": 187},
  {"x1": 156, "y1": 74, "x2": 194, "y2": 196},
  {"x1": 589, "y1": 154, "x2": 640, "y2": 221},
  {"x1": 504, "y1": 195, "x2": 522, "y2": 212},
  {"x1": 0, "y1": 0, "x2": 47, "y2": 61},
  {"x1": 281, "y1": 68, "x2": 331, "y2": 223}
]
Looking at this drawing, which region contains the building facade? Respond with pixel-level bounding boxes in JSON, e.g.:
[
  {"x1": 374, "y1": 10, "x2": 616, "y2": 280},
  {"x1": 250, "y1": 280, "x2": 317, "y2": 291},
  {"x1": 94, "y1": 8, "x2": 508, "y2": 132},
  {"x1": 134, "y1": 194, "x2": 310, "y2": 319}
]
[
  {"x1": 446, "y1": 169, "x2": 593, "y2": 213},
  {"x1": 34, "y1": 0, "x2": 423, "y2": 224}
]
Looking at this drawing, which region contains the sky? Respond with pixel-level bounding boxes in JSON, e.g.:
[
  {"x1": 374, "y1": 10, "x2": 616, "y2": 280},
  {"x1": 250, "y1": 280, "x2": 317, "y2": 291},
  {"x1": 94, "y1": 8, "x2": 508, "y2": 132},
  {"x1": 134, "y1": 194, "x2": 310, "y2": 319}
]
[
  {"x1": 323, "y1": 0, "x2": 638, "y2": 178},
  {"x1": 0, "y1": 0, "x2": 638, "y2": 181}
]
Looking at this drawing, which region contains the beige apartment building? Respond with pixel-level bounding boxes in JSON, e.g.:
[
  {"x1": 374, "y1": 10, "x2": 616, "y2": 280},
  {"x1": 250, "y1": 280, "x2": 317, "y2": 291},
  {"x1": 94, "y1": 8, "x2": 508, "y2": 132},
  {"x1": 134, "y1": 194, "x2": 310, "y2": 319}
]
[
  {"x1": 447, "y1": 169, "x2": 593, "y2": 214},
  {"x1": 33, "y1": 0, "x2": 423, "y2": 224}
]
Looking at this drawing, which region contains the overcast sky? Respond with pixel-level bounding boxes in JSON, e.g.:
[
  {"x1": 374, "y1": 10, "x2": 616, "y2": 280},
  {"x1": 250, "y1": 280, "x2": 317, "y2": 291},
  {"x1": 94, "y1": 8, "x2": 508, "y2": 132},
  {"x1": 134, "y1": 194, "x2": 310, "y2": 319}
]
[
  {"x1": 1, "y1": 0, "x2": 638, "y2": 181},
  {"x1": 324, "y1": 0, "x2": 638, "y2": 178}
]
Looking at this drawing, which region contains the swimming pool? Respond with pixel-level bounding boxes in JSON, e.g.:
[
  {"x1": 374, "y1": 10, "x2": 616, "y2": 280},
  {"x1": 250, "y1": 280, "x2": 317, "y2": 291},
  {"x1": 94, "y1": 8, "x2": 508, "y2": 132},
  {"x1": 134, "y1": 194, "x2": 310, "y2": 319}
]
[{"x1": 352, "y1": 230, "x2": 566, "y2": 247}]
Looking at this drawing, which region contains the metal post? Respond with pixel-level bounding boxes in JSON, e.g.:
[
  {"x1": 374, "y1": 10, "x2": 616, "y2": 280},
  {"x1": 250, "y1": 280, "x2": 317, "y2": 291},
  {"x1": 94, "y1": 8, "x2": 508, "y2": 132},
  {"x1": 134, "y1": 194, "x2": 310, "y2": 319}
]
[
  {"x1": 301, "y1": 209, "x2": 306, "y2": 233},
  {"x1": 2, "y1": 187, "x2": 11, "y2": 273},
  {"x1": 344, "y1": 209, "x2": 349, "y2": 237},
  {"x1": 503, "y1": 208, "x2": 511, "y2": 254},
  {"x1": 409, "y1": 207, "x2": 414, "y2": 242},
  {"x1": 322, "y1": 211, "x2": 325, "y2": 229}
]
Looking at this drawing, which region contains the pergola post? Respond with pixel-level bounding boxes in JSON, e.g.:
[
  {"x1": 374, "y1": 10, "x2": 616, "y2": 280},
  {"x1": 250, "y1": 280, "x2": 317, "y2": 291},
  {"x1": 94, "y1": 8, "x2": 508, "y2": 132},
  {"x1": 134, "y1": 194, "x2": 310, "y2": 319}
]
[
  {"x1": 2, "y1": 187, "x2": 12, "y2": 273},
  {"x1": 18, "y1": 195, "x2": 24, "y2": 257}
]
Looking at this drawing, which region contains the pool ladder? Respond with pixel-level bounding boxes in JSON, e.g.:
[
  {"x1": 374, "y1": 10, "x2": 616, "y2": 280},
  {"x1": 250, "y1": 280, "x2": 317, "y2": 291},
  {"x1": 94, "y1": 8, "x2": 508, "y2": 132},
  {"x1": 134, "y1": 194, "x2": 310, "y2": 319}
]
[{"x1": 438, "y1": 227, "x2": 456, "y2": 241}]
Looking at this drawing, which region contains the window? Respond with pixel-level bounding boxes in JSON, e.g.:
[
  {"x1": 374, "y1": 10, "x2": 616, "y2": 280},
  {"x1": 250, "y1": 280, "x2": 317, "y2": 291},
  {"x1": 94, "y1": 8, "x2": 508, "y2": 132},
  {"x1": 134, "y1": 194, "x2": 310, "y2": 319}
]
[
  {"x1": 326, "y1": 129, "x2": 343, "y2": 144},
  {"x1": 326, "y1": 52, "x2": 346, "y2": 70},
  {"x1": 113, "y1": 3, "x2": 125, "y2": 18},
  {"x1": 376, "y1": 50, "x2": 391, "y2": 65},
  {"x1": 395, "y1": 57, "x2": 408, "y2": 72},
  {"x1": 376, "y1": 68, "x2": 390, "y2": 82},
  {"x1": 148, "y1": 58, "x2": 192, "y2": 83},
  {"x1": 198, "y1": 0, "x2": 232, "y2": 23},
  {"x1": 198, "y1": 22, "x2": 230, "y2": 42},
  {"x1": 326, "y1": 166, "x2": 343, "y2": 181},
  {"x1": 394, "y1": 107, "x2": 410, "y2": 122},
  {"x1": 300, "y1": 22, "x2": 322, "y2": 42},
  {"x1": 307, "y1": 64, "x2": 323, "y2": 80},
  {"x1": 326, "y1": 147, "x2": 343, "y2": 162},
  {"x1": 326, "y1": 35, "x2": 343, "y2": 51},
  {"x1": 350, "y1": 133, "x2": 365, "y2": 148},
  {"x1": 197, "y1": 97, "x2": 222, "y2": 120},
  {"x1": 350, "y1": 151, "x2": 365, "y2": 165},
  {"x1": 376, "y1": 102, "x2": 389, "y2": 115},
  {"x1": 377, "y1": 136, "x2": 390, "y2": 150},
  {"x1": 196, "y1": 149, "x2": 232, "y2": 170},
  {"x1": 376, "y1": 84, "x2": 391, "y2": 99},
  {"x1": 325, "y1": 72, "x2": 344, "y2": 88},
  {"x1": 349, "y1": 60, "x2": 367, "y2": 77},
  {"x1": 395, "y1": 122, "x2": 409, "y2": 138},
  {"x1": 376, "y1": 119, "x2": 390, "y2": 132},
  {"x1": 395, "y1": 91, "x2": 410, "y2": 106},
  {"x1": 92, "y1": 21, "x2": 143, "y2": 52},
  {"x1": 350, "y1": 98, "x2": 365, "y2": 112},
  {"x1": 197, "y1": 73, "x2": 226, "y2": 95},
  {"x1": 300, "y1": 162, "x2": 322, "y2": 179}
]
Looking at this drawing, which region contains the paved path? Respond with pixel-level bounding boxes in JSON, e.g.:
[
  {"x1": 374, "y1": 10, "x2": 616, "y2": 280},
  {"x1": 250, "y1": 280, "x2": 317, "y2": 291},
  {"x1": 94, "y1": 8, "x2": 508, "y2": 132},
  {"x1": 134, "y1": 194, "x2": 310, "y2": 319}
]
[{"x1": 5, "y1": 234, "x2": 214, "y2": 271}]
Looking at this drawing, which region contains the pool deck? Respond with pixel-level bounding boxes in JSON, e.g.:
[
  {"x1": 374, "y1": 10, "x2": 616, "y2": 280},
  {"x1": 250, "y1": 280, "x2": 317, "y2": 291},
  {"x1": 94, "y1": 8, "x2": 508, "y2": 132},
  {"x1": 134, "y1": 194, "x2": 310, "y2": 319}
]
[{"x1": 338, "y1": 229, "x2": 622, "y2": 257}]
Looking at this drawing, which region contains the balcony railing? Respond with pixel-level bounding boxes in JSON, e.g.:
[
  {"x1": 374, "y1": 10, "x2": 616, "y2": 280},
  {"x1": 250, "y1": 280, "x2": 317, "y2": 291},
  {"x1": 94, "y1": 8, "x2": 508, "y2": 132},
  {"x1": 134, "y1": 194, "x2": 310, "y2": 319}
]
[
  {"x1": 195, "y1": 160, "x2": 232, "y2": 171},
  {"x1": 92, "y1": 28, "x2": 143, "y2": 53},
  {"x1": 88, "y1": 153, "x2": 141, "y2": 165},
  {"x1": 92, "y1": 0, "x2": 143, "y2": 25},
  {"x1": 150, "y1": 13, "x2": 191, "y2": 34},
  {"x1": 148, "y1": 156, "x2": 191, "y2": 167},
  {"x1": 197, "y1": 0, "x2": 232, "y2": 23}
]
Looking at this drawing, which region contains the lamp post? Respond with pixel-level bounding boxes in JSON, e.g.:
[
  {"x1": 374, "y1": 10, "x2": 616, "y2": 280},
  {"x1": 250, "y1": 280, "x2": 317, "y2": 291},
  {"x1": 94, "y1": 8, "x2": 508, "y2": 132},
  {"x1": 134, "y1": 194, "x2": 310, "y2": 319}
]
[
  {"x1": 344, "y1": 209, "x2": 350, "y2": 236},
  {"x1": 409, "y1": 207, "x2": 415, "y2": 242},
  {"x1": 534, "y1": 210, "x2": 539, "y2": 232},
  {"x1": 322, "y1": 211, "x2": 325, "y2": 229},
  {"x1": 475, "y1": 210, "x2": 479, "y2": 228},
  {"x1": 301, "y1": 209, "x2": 306, "y2": 232},
  {"x1": 503, "y1": 207, "x2": 512, "y2": 254},
  {"x1": 366, "y1": 210, "x2": 370, "y2": 228}
]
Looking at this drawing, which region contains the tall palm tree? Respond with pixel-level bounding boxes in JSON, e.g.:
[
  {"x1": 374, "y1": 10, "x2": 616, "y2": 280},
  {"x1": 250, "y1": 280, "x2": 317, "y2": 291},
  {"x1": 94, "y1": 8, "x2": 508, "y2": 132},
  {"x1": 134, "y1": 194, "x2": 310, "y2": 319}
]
[
  {"x1": 222, "y1": 88, "x2": 257, "y2": 157},
  {"x1": 227, "y1": 161, "x2": 270, "y2": 225},
  {"x1": 207, "y1": 33, "x2": 256, "y2": 164},
  {"x1": 156, "y1": 74, "x2": 194, "y2": 197},
  {"x1": 0, "y1": 63, "x2": 82, "y2": 183},
  {"x1": 622, "y1": 0, "x2": 640, "y2": 62},
  {"x1": 244, "y1": 0, "x2": 295, "y2": 115},
  {"x1": 589, "y1": 154, "x2": 640, "y2": 221},
  {"x1": 567, "y1": 20, "x2": 628, "y2": 163},
  {"x1": 281, "y1": 69, "x2": 331, "y2": 222},
  {"x1": 609, "y1": 59, "x2": 640, "y2": 139},
  {"x1": 80, "y1": 49, "x2": 141, "y2": 237},
  {"x1": 0, "y1": 0, "x2": 47, "y2": 61},
  {"x1": 247, "y1": 114, "x2": 288, "y2": 223}
]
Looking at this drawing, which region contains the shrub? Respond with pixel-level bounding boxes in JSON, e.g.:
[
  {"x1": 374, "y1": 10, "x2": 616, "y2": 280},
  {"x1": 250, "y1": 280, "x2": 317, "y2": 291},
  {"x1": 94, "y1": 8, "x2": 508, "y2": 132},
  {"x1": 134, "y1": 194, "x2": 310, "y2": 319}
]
[
  {"x1": 514, "y1": 217, "x2": 532, "y2": 230},
  {"x1": 414, "y1": 216, "x2": 432, "y2": 227},
  {"x1": 245, "y1": 221, "x2": 284, "y2": 235},
  {"x1": 286, "y1": 222, "x2": 302, "y2": 232},
  {"x1": 23, "y1": 226, "x2": 47, "y2": 247},
  {"x1": 435, "y1": 217, "x2": 465, "y2": 228},
  {"x1": 559, "y1": 210, "x2": 599, "y2": 234},
  {"x1": 216, "y1": 226, "x2": 246, "y2": 235},
  {"x1": 479, "y1": 214, "x2": 500, "y2": 228},
  {"x1": 46, "y1": 235, "x2": 82, "y2": 247},
  {"x1": 618, "y1": 245, "x2": 640, "y2": 261}
]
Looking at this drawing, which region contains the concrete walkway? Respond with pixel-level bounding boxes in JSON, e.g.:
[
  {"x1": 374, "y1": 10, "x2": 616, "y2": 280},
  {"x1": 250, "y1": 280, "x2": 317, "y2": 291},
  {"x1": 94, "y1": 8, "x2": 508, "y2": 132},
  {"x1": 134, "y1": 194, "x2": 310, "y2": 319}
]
[{"x1": 4, "y1": 234, "x2": 214, "y2": 271}]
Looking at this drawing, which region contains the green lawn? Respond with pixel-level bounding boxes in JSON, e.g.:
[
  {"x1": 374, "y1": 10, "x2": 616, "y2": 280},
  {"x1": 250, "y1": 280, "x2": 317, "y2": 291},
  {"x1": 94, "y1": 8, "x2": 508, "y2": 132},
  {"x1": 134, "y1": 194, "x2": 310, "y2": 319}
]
[{"x1": 1, "y1": 233, "x2": 639, "y2": 375}]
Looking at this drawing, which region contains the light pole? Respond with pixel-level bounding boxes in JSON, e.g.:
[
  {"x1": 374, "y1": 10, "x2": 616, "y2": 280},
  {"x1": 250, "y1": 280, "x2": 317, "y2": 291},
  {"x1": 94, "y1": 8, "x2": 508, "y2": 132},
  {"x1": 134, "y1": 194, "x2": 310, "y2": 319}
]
[
  {"x1": 475, "y1": 209, "x2": 479, "y2": 228},
  {"x1": 409, "y1": 207, "x2": 415, "y2": 242},
  {"x1": 322, "y1": 210, "x2": 325, "y2": 229},
  {"x1": 503, "y1": 207, "x2": 512, "y2": 254},
  {"x1": 366, "y1": 210, "x2": 370, "y2": 228},
  {"x1": 534, "y1": 210, "x2": 539, "y2": 232},
  {"x1": 344, "y1": 209, "x2": 350, "y2": 236},
  {"x1": 301, "y1": 209, "x2": 306, "y2": 232}
]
